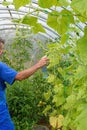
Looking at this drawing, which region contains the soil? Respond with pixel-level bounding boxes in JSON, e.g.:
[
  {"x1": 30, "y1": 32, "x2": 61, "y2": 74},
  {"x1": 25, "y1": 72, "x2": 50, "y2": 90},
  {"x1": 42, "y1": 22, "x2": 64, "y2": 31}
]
[{"x1": 37, "y1": 119, "x2": 52, "y2": 130}]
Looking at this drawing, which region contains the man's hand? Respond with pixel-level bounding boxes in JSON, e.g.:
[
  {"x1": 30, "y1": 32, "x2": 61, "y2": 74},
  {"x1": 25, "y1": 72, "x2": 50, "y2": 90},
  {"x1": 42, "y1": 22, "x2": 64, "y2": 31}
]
[{"x1": 37, "y1": 56, "x2": 50, "y2": 69}]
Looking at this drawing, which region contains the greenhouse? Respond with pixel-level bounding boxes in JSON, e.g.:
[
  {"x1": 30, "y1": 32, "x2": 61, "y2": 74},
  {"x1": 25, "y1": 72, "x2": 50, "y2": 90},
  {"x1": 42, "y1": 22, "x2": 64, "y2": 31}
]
[{"x1": 0, "y1": 0, "x2": 87, "y2": 130}]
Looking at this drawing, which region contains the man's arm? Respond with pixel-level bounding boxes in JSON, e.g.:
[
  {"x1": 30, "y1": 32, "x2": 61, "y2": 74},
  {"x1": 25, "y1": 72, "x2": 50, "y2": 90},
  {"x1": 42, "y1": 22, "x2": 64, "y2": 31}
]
[{"x1": 15, "y1": 56, "x2": 49, "y2": 81}]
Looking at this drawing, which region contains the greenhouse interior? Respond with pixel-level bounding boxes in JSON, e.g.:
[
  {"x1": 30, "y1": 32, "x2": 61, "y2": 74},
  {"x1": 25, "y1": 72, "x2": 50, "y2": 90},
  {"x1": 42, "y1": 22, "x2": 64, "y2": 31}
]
[{"x1": 0, "y1": 0, "x2": 87, "y2": 130}]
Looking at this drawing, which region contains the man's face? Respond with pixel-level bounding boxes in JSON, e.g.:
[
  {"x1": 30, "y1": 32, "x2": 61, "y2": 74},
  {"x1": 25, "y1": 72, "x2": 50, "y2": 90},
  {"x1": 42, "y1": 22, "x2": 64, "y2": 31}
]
[{"x1": 0, "y1": 42, "x2": 4, "y2": 55}]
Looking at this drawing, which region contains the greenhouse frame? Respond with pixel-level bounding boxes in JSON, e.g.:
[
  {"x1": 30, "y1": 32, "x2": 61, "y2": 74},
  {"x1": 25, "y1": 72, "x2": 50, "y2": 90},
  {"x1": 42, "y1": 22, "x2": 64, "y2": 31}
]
[{"x1": 0, "y1": 0, "x2": 87, "y2": 130}]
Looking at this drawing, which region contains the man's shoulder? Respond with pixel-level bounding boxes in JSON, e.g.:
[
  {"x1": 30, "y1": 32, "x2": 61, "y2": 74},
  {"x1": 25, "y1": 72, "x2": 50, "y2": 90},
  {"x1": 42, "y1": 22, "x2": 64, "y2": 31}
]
[
  {"x1": 0, "y1": 61, "x2": 5, "y2": 66},
  {"x1": 0, "y1": 61, "x2": 3, "y2": 66},
  {"x1": 0, "y1": 62, "x2": 7, "y2": 69}
]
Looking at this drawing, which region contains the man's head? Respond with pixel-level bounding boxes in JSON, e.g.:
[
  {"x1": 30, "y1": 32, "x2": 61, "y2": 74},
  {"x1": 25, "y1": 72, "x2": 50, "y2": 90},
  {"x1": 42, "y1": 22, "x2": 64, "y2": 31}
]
[{"x1": 0, "y1": 38, "x2": 4, "y2": 55}]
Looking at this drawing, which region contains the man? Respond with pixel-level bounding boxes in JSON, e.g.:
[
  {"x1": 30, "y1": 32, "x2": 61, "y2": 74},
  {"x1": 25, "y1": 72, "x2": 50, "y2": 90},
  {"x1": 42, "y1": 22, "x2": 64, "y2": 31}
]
[{"x1": 0, "y1": 38, "x2": 49, "y2": 130}]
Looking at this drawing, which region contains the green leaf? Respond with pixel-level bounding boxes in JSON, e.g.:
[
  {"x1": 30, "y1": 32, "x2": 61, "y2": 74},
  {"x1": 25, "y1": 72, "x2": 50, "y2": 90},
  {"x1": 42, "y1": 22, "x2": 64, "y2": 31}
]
[
  {"x1": 64, "y1": 95, "x2": 76, "y2": 109},
  {"x1": 75, "y1": 107, "x2": 87, "y2": 130},
  {"x1": 43, "y1": 105, "x2": 51, "y2": 115},
  {"x1": 77, "y1": 26, "x2": 87, "y2": 64},
  {"x1": 31, "y1": 23, "x2": 46, "y2": 34},
  {"x1": 38, "y1": 0, "x2": 58, "y2": 8},
  {"x1": 52, "y1": 95, "x2": 65, "y2": 106},
  {"x1": 57, "y1": 0, "x2": 70, "y2": 7},
  {"x1": 77, "y1": 88, "x2": 86, "y2": 100},
  {"x1": 47, "y1": 10, "x2": 74, "y2": 35},
  {"x1": 38, "y1": 0, "x2": 69, "y2": 8},
  {"x1": 77, "y1": 120, "x2": 87, "y2": 130},
  {"x1": 71, "y1": 0, "x2": 87, "y2": 15},
  {"x1": 74, "y1": 65, "x2": 87, "y2": 81},
  {"x1": 77, "y1": 12, "x2": 87, "y2": 22},
  {"x1": 22, "y1": 16, "x2": 37, "y2": 26},
  {"x1": 13, "y1": 0, "x2": 31, "y2": 10},
  {"x1": 53, "y1": 84, "x2": 64, "y2": 96},
  {"x1": 47, "y1": 74, "x2": 56, "y2": 83},
  {"x1": 44, "y1": 90, "x2": 52, "y2": 101},
  {"x1": 60, "y1": 34, "x2": 69, "y2": 44}
]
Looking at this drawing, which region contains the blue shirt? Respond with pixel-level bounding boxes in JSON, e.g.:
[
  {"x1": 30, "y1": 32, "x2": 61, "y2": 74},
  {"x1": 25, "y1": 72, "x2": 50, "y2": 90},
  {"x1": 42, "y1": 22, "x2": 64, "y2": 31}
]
[{"x1": 0, "y1": 61, "x2": 18, "y2": 129}]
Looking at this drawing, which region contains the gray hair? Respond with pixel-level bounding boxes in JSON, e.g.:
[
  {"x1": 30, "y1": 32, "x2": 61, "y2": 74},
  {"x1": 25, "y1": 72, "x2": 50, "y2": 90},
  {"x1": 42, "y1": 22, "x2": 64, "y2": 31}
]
[{"x1": 0, "y1": 38, "x2": 4, "y2": 44}]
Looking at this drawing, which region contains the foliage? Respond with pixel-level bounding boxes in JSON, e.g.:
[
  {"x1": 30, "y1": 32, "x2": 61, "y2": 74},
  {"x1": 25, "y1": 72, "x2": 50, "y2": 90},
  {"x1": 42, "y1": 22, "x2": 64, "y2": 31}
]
[
  {"x1": 6, "y1": 73, "x2": 51, "y2": 130},
  {"x1": 77, "y1": 26, "x2": 87, "y2": 64},
  {"x1": 71, "y1": 0, "x2": 87, "y2": 16},
  {"x1": 13, "y1": 0, "x2": 31, "y2": 10},
  {"x1": 47, "y1": 10, "x2": 74, "y2": 35},
  {"x1": 2, "y1": 0, "x2": 87, "y2": 129},
  {"x1": 44, "y1": 39, "x2": 87, "y2": 130}
]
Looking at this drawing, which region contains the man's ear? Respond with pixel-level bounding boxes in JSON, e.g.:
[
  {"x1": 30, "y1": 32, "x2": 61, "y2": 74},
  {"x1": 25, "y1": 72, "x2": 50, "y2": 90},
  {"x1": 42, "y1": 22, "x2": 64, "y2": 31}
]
[{"x1": 0, "y1": 50, "x2": 2, "y2": 55}]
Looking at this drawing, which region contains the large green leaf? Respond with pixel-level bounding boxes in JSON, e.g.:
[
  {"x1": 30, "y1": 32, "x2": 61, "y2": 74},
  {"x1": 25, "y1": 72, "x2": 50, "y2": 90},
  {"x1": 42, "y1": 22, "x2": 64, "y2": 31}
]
[
  {"x1": 47, "y1": 10, "x2": 74, "y2": 35},
  {"x1": 57, "y1": 0, "x2": 70, "y2": 6},
  {"x1": 12, "y1": 16, "x2": 45, "y2": 34},
  {"x1": 22, "y1": 16, "x2": 37, "y2": 26},
  {"x1": 71, "y1": 0, "x2": 87, "y2": 15},
  {"x1": 74, "y1": 65, "x2": 87, "y2": 82},
  {"x1": 64, "y1": 95, "x2": 76, "y2": 109},
  {"x1": 77, "y1": 12, "x2": 87, "y2": 22},
  {"x1": 31, "y1": 23, "x2": 46, "y2": 34},
  {"x1": 38, "y1": 0, "x2": 69, "y2": 8},
  {"x1": 52, "y1": 95, "x2": 65, "y2": 107},
  {"x1": 75, "y1": 106, "x2": 87, "y2": 130},
  {"x1": 13, "y1": 0, "x2": 31, "y2": 10},
  {"x1": 38, "y1": 0, "x2": 58, "y2": 8},
  {"x1": 77, "y1": 26, "x2": 87, "y2": 64},
  {"x1": 44, "y1": 90, "x2": 52, "y2": 101}
]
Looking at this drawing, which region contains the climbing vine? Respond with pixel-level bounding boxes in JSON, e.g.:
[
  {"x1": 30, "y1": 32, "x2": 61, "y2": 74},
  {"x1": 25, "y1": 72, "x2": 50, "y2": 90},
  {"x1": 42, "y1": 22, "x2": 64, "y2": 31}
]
[{"x1": 2, "y1": 0, "x2": 87, "y2": 129}]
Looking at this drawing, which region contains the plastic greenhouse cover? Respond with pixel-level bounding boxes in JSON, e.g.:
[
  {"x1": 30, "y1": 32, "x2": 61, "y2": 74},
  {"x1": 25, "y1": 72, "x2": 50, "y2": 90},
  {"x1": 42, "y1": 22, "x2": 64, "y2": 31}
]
[
  {"x1": 0, "y1": 0, "x2": 60, "y2": 40},
  {"x1": 0, "y1": 0, "x2": 85, "y2": 40}
]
